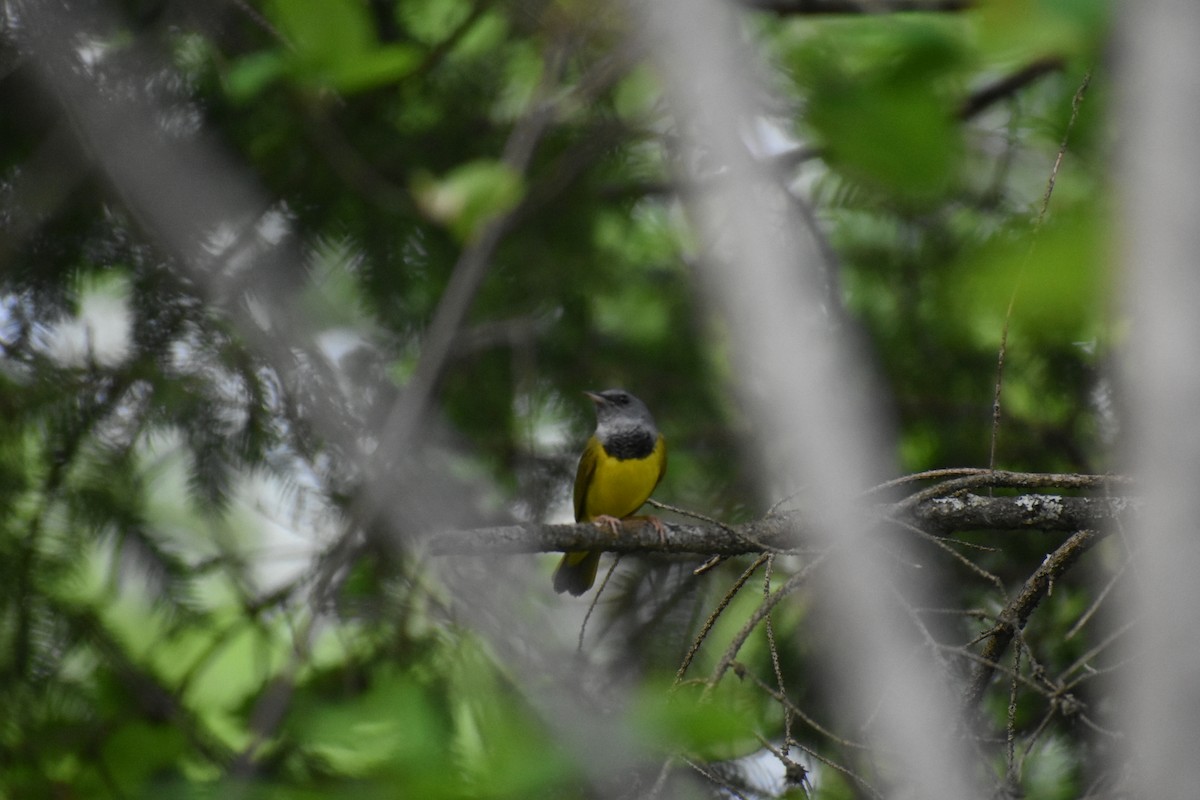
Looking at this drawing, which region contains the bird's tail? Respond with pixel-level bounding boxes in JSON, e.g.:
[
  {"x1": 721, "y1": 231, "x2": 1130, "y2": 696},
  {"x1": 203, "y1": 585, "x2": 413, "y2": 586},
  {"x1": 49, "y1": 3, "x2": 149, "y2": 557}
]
[{"x1": 552, "y1": 550, "x2": 600, "y2": 595}]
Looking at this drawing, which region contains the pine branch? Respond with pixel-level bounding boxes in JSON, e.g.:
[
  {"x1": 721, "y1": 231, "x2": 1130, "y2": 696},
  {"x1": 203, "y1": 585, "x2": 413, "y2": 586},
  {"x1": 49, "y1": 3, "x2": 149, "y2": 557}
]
[{"x1": 429, "y1": 491, "x2": 1135, "y2": 556}]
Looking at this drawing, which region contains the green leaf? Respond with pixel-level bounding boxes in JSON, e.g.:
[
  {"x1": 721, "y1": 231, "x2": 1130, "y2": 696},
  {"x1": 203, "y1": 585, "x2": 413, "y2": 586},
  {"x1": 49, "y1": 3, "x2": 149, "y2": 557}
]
[
  {"x1": 288, "y1": 664, "x2": 449, "y2": 779},
  {"x1": 979, "y1": 0, "x2": 1110, "y2": 63},
  {"x1": 225, "y1": 51, "x2": 287, "y2": 102},
  {"x1": 413, "y1": 160, "x2": 525, "y2": 242},
  {"x1": 956, "y1": 208, "x2": 1109, "y2": 345},
  {"x1": 326, "y1": 45, "x2": 423, "y2": 93},
  {"x1": 400, "y1": 0, "x2": 476, "y2": 45},
  {"x1": 613, "y1": 65, "x2": 662, "y2": 122},
  {"x1": 795, "y1": 20, "x2": 967, "y2": 201},
  {"x1": 812, "y1": 80, "x2": 960, "y2": 200},
  {"x1": 630, "y1": 678, "x2": 760, "y2": 761},
  {"x1": 270, "y1": 0, "x2": 375, "y2": 66},
  {"x1": 101, "y1": 722, "x2": 187, "y2": 796},
  {"x1": 259, "y1": 0, "x2": 422, "y2": 93}
]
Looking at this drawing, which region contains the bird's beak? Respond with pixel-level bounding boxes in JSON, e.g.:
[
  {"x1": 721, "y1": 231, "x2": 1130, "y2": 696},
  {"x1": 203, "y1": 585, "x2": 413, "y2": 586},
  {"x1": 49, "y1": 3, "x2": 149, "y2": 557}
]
[{"x1": 583, "y1": 390, "x2": 604, "y2": 406}]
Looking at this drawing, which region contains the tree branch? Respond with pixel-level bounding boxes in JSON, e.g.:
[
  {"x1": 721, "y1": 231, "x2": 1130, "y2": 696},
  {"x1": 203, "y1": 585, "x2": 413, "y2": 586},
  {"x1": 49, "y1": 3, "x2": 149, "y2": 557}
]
[
  {"x1": 429, "y1": 491, "x2": 1134, "y2": 556},
  {"x1": 739, "y1": 0, "x2": 972, "y2": 14},
  {"x1": 963, "y1": 528, "x2": 1101, "y2": 709},
  {"x1": 959, "y1": 56, "x2": 1067, "y2": 120}
]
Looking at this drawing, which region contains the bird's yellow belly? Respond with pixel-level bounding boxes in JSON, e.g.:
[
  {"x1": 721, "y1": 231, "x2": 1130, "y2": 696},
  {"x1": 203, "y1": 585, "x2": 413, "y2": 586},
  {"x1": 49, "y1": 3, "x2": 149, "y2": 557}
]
[{"x1": 583, "y1": 451, "x2": 662, "y2": 520}]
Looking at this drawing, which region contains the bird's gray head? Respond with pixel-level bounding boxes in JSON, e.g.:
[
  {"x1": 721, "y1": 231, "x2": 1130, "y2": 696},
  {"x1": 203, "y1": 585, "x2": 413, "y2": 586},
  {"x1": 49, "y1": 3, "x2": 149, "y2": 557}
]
[{"x1": 586, "y1": 389, "x2": 658, "y2": 439}]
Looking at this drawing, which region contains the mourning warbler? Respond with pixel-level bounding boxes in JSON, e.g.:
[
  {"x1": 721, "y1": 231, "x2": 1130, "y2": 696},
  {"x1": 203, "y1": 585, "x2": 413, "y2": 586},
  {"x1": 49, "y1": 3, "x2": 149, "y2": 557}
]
[{"x1": 552, "y1": 389, "x2": 667, "y2": 595}]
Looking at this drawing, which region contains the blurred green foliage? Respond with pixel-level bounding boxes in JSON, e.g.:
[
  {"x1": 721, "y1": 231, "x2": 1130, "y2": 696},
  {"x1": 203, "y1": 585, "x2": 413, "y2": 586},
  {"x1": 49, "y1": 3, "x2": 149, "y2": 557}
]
[{"x1": 0, "y1": 0, "x2": 1114, "y2": 797}]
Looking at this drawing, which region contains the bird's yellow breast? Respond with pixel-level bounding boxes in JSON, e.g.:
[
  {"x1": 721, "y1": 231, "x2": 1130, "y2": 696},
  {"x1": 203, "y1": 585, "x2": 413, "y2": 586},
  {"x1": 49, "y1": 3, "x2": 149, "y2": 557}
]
[{"x1": 575, "y1": 435, "x2": 666, "y2": 521}]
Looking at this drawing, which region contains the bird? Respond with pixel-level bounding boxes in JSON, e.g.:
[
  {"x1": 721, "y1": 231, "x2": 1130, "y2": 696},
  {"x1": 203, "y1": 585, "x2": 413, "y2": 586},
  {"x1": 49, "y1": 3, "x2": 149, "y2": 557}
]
[{"x1": 552, "y1": 389, "x2": 667, "y2": 595}]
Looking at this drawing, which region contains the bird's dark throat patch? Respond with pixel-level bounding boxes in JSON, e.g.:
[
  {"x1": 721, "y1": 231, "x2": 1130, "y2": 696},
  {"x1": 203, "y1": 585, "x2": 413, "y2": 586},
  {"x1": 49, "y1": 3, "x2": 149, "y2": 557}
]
[{"x1": 601, "y1": 428, "x2": 658, "y2": 460}]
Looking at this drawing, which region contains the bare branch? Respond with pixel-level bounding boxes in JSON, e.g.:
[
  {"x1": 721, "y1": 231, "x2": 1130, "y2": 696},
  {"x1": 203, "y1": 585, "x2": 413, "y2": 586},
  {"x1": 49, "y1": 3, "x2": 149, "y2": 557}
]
[
  {"x1": 739, "y1": 0, "x2": 972, "y2": 14},
  {"x1": 675, "y1": 554, "x2": 768, "y2": 683},
  {"x1": 963, "y1": 529, "x2": 1101, "y2": 709},
  {"x1": 959, "y1": 57, "x2": 1067, "y2": 120},
  {"x1": 429, "y1": 490, "x2": 1134, "y2": 555}
]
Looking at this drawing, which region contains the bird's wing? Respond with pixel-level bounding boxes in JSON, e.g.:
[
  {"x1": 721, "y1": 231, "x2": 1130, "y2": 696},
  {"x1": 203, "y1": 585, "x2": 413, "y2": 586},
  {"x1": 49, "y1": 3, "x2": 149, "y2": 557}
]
[
  {"x1": 573, "y1": 436, "x2": 601, "y2": 522},
  {"x1": 654, "y1": 434, "x2": 668, "y2": 488}
]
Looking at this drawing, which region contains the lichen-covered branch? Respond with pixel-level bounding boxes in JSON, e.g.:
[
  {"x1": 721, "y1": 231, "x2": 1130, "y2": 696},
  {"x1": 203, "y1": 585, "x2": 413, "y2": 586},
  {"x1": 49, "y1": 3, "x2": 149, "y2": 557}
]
[{"x1": 428, "y1": 489, "x2": 1135, "y2": 556}]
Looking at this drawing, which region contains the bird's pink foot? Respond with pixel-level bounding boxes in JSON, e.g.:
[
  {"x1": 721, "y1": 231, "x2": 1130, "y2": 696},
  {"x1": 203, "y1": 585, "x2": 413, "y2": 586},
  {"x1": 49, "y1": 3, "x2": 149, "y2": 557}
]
[
  {"x1": 592, "y1": 515, "x2": 623, "y2": 536},
  {"x1": 647, "y1": 515, "x2": 668, "y2": 545},
  {"x1": 626, "y1": 514, "x2": 668, "y2": 544}
]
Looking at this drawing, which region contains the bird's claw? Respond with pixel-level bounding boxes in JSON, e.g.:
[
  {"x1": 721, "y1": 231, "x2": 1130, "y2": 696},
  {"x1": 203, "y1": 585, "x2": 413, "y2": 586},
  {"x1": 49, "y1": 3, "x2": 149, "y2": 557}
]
[
  {"x1": 592, "y1": 515, "x2": 623, "y2": 536},
  {"x1": 646, "y1": 515, "x2": 668, "y2": 545},
  {"x1": 591, "y1": 514, "x2": 668, "y2": 545}
]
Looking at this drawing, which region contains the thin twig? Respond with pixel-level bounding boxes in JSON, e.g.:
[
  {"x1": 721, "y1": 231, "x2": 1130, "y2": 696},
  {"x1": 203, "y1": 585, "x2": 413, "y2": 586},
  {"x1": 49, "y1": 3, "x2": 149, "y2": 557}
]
[
  {"x1": 578, "y1": 554, "x2": 623, "y2": 652},
  {"x1": 645, "y1": 756, "x2": 676, "y2": 800},
  {"x1": 1060, "y1": 619, "x2": 1137, "y2": 687},
  {"x1": 896, "y1": 519, "x2": 1008, "y2": 600},
  {"x1": 988, "y1": 69, "x2": 1092, "y2": 469},
  {"x1": 739, "y1": 694, "x2": 880, "y2": 798},
  {"x1": 763, "y1": 556, "x2": 792, "y2": 754},
  {"x1": 675, "y1": 554, "x2": 769, "y2": 684},
  {"x1": 682, "y1": 758, "x2": 751, "y2": 800},
  {"x1": 1015, "y1": 704, "x2": 1058, "y2": 784},
  {"x1": 706, "y1": 552, "x2": 830, "y2": 693},
  {"x1": 738, "y1": 666, "x2": 870, "y2": 751},
  {"x1": 959, "y1": 56, "x2": 1066, "y2": 120},
  {"x1": 649, "y1": 498, "x2": 737, "y2": 533},
  {"x1": 1065, "y1": 552, "x2": 1130, "y2": 640},
  {"x1": 867, "y1": 467, "x2": 995, "y2": 494},
  {"x1": 379, "y1": 43, "x2": 570, "y2": 449},
  {"x1": 753, "y1": 734, "x2": 816, "y2": 798},
  {"x1": 1005, "y1": 644, "x2": 1023, "y2": 793},
  {"x1": 939, "y1": 644, "x2": 1055, "y2": 701}
]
